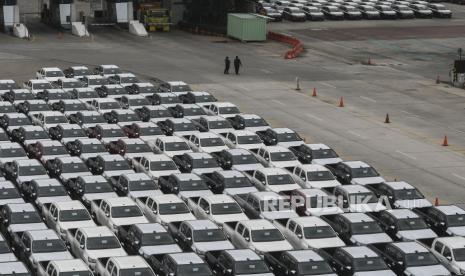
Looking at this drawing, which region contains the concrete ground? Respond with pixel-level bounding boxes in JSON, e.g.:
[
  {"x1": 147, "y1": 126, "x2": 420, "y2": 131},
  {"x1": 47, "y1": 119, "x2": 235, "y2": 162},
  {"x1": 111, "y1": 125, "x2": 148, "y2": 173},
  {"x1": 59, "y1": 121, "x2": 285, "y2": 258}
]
[{"x1": 1, "y1": 4, "x2": 465, "y2": 206}]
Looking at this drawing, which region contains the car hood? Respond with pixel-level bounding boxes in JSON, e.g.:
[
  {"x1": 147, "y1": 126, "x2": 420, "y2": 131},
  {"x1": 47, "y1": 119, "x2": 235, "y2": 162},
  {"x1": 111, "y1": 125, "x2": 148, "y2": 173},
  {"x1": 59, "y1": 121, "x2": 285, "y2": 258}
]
[
  {"x1": 87, "y1": 248, "x2": 127, "y2": 259},
  {"x1": 179, "y1": 190, "x2": 214, "y2": 200},
  {"x1": 194, "y1": 240, "x2": 235, "y2": 254},
  {"x1": 0, "y1": 198, "x2": 25, "y2": 205},
  {"x1": 351, "y1": 176, "x2": 386, "y2": 185},
  {"x1": 394, "y1": 199, "x2": 432, "y2": 209},
  {"x1": 139, "y1": 244, "x2": 183, "y2": 257},
  {"x1": 0, "y1": 253, "x2": 17, "y2": 263},
  {"x1": 447, "y1": 226, "x2": 465, "y2": 236},
  {"x1": 232, "y1": 163, "x2": 265, "y2": 172},
  {"x1": 261, "y1": 210, "x2": 299, "y2": 220},
  {"x1": 32, "y1": 251, "x2": 74, "y2": 262},
  {"x1": 162, "y1": 150, "x2": 193, "y2": 158},
  {"x1": 350, "y1": 233, "x2": 392, "y2": 245},
  {"x1": 36, "y1": 196, "x2": 72, "y2": 207},
  {"x1": 244, "y1": 126, "x2": 271, "y2": 132},
  {"x1": 306, "y1": 237, "x2": 345, "y2": 249},
  {"x1": 149, "y1": 169, "x2": 181, "y2": 179},
  {"x1": 306, "y1": 180, "x2": 341, "y2": 189},
  {"x1": 17, "y1": 175, "x2": 50, "y2": 183},
  {"x1": 271, "y1": 160, "x2": 301, "y2": 169},
  {"x1": 103, "y1": 170, "x2": 135, "y2": 178},
  {"x1": 353, "y1": 271, "x2": 395, "y2": 276},
  {"x1": 9, "y1": 222, "x2": 48, "y2": 233},
  {"x1": 348, "y1": 203, "x2": 387, "y2": 213},
  {"x1": 129, "y1": 190, "x2": 163, "y2": 199},
  {"x1": 82, "y1": 192, "x2": 119, "y2": 203},
  {"x1": 224, "y1": 186, "x2": 259, "y2": 196},
  {"x1": 111, "y1": 216, "x2": 149, "y2": 226},
  {"x1": 60, "y1": 172, "x2": 95, "y2": 181},
  {"x1": 59, "y1": 220, "x2": 96, "y2": 230},
  {"x1": 159, "y1": 213, "x2": 197, "y2": 224},
  {"x1": 404, "y1": 265, "x2": 450, "y2": 276},
  {"x1": 254, "y1": 240, "x2": 293, "y2": 253},
  {"x1": 214, "y1": 213, "x2": 249, "y2": 224},
  {"x1": 191, "y1": 167, "x2": 224, "y2": 174},
  {"x1": 268, "y1": 183, "x2": 301, "y2": 193},
  {"x1": 79, "y1": 152, "x2": 107, "y2": 160},
  {"x1": 235, "y1": 143, "x2": 264, "y2": 151},
  {"x1": 305, "y1": 207, "x2": 344, "y2": 216},
  {"x1": 277, "y1": 141, "x2": 305, "y2": 148},
  {"x1": 397, "y1": 229, "x2": 437, "y2": 241}
]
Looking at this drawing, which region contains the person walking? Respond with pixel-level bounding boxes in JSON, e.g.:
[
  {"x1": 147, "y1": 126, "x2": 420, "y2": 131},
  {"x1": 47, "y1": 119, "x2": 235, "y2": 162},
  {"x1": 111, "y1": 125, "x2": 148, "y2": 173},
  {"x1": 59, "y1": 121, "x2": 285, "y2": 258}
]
[
  {"x1": 234, "y1": 56, "x2": 242, "y2": 75},
  {"x1": 224, "y1": 57, "x2": 230, "y2": 74}
]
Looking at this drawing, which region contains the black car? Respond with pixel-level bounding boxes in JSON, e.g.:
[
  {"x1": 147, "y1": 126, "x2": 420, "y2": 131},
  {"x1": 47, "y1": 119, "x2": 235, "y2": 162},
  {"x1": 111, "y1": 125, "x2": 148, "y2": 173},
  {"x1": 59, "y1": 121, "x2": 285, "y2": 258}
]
[
  {"x1": 321, "y1": 6, "x2": 345, "y2": 20},
  {"x1": 134, "y1": 106, "x2": 173, "y2": 122},
  {"x1": 391, "y1": 4, "x2": 415, "y2": 18},
  {"x1": 282, "y1": 7, "x2": 307, "y2": 21},
  {"x1": 358, "y1": 5, "x2": 381, "y2": 19},
  {"x1": 414, "y1": 205, "x2": 465, "y2": 236},
  {"x1": 3, "y1": 89, "x2": 35, "y2": 103},
  {"x1": 264, "y1": 250, "x2": 334, "y2": 276},
  {"x1": 339, "y1": 5, "x2": 363, "y2": 19},
  {"x1": 374, "y1": 5, "x2": 397, "y2": 19},
  {"x1": 15, "y1": 100, "x2": 51, "y2": 114}
]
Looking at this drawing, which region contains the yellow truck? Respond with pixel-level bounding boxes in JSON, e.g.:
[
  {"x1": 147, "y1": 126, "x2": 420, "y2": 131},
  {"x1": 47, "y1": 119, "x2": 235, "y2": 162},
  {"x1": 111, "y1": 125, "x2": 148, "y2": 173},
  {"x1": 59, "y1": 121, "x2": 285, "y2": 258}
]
[{"x1": 139, "y1": 4, "x2": 170, "y2": 32}]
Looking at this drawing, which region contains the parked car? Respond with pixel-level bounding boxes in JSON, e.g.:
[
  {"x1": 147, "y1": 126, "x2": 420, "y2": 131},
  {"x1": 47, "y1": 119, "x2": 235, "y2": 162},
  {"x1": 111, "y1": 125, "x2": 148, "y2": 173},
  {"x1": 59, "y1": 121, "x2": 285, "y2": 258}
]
[
  {"x1": 321, "y1": 5, "x2": 345, "y2": 19},
  {"x1": 302, "y1": 5, "x2": 325, "y2": 20},
  {"x1": 339, "y1": 5, "x2": 363, "y2": 19},
  {"x1": 409, "y1": 4, "x2": 433, "y2": 18},
  {"x1": 264, "y1": 250, "x2": 336, "y2": 276},
  {"x1": 282, "y1": 7, "x2": 307, "y2": 21},
  {"x1": 328, "y1": 161, "x2": 385, "y2": 185},
  {"x1": 358, "y1": 4, "x2": 381, "y2": 18},
  {"x1": 427, "y1": 3, "x2": 451, "y2": 17},
  {"x1": 414, "y1": 205, "x2": 465, "y2": 236},
  {"x1": 392, "y1": 4, "x2": 415, "y2": 18},
  {"x1": 207, "y1": 249, "x2": 273, "y2": 276}
]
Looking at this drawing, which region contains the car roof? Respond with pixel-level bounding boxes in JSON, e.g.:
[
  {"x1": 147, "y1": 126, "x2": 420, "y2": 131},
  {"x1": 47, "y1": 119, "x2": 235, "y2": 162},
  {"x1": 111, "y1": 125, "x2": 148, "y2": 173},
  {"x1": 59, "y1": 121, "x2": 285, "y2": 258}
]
[
  {"x1": 299, "y1": 164, "x2": 330, "y2": 172},
  {"x1": 134, "y1": 223, "x2": 167, "y2": 233},
  {"x1": 123, "y1": 94, "x2": 146, "y2": 100},
  {"x1": 53, "y1": 200, "x2": 86, "y2": 211},
  {"x1": 185, "y1": 152, "x2": 215, "y2": 159},
  {"x1": 201, "y1": 116, "x2": 229, "y2": 122},
  {"x1": 6, "y1": 203, "x2": 37, "y2": 212},
  {"x1": 99, "y1": 154, "x2": 126, "y2": 161},
  {"x1": 173, "y1": 173, "x2": 202, "y2": 181},
  {"x1": 77, "y1": 138, "x2": 103, "y2": 145},
  {"x1": 102, "y1": 84, "x2": 124, "y2": 89},
  {"x1": 99, "y1": 65, "x2": 119, "y2": 69},
  {"x1": 42, "y1": 67, "x2": 62, "y2": 71},
  {"x1": 155, "y1": 92, "x2": 177, "y2": 98},
  {"x1": 116, "y1": 73, "x2": 136, "y2": 78},
  {"x1": 238, "y1": 114, "x2": 263, "y2": 119},
  {"x1": 124, "y1": 173, "x2": 152, "y2": 181},
  {"x1": 26, "y1": 229, "x2": 60, "y2": 240},
  {"x1": 226, "y1": 148, "x2": 253, "y2": 156},
  {"x1": 59, "y1": 78, "x2": 81, "y2": 83},
  {"x1": 0, "y1": 142, "x2": 23, "y2": 149},
  {"x1": 386, "y1": 209, "x2": 420, "y2": 219},
  {"x1": 225, "y1": 249, "x2": 261, "y2": 261},
  {"x1": 150, "y1": 194, "x2": 184, "y2": 204},
  {"x1": 80, "y1": 226, "x2": 115, "y2": 237},
  {"x1": 252, "y1": 191, "x2": 285, "y2": 201},
  {"x1": 142, "y1": 154, "x2": 173, "y2": 162},
  {"x1": 95, "y1": 98, "x2": 119, "y2": 103},
  {"x1": 203, "y1": 194, "x2": 236, "y2": 204},
  {"x1": 340, "y1": 213, "x2": 375, "y2": 222},
  {"x1": 434, "y1": 205, "x2": 465, "y2": 215},
  {"x1": 157, "y1": 136, "x2": 186, "y2": 143},
  {"x1": 112, "y1": 256, "x2": 149, "y2": 269},
  {"x1": 292, "y1": 216, "x2": 331, "y2": 227},
  {"x1": 384, "y1": 181, "x2": 415, "y2": 190},
  {"x1": 58, "y1": 123, "x2": 82, "y2": 130},
  {"x1": 44, "y1": 89, "x2": 67, "y2": 93},
  {"x1": 169, "y1": 253, "x2": 204, "y2": 264},
  {"x1": 342, "y1": 246, "x2": 379, "y2": 258},
  {"x1": 50, "y1": 259, "x2": 89, "y2": 272},
  {"x1": 272, "y1": 128, "x2": 296, "y2": 134},
  {"x1": 56, "y1": 156, "x2": 85, "y2": 163},
  {"x1": 29, "y1": 79, "x2": 51, "y2": 84},
  {"x1": 134, "y1": 82, "x2": 154, "y2": 87},
  {"x1": 343, "y1": 161, "x2": 371, "y2": 169},
  {"x1": 185, "y1": 219, "x2": 219, "y2": 230},
  {"x1": 0, "y1": 180, "x2": 16, "y2": 189},
  {"x1": 97, "y1": 124, "x2": 124, "y2": 130},
  {"x1": 104, "y1": 197, "x2": 138, "y2": 207},
  {"x1": 257, "y1": 167, "x2": 290, "y2": 176},
  {"x1": 264, "y1": 145, "x2": 293, "y2": 153},
  {"x1": 32, "y1": 178, "x2": 61, "y2": 187},
  {"x1": 287, "y1": 250, "x2": 325, "y2": 262},
  {"x1": 212, "y1": 102, "x2": 237, "y2": 108},
  {"x1": 193, "y1": 132, "x2": 222, "y2": 139},
  {"x1": 78, "y1": 175, "x2": 107, "y2": 183},
  {"x1": 240, "y1": 219, "x2": 275, "y2": 230},
  {"x1": 84, "y1": 75, "x2": 106, "y2": 79},
  {"x1": 435, "y1": 237, "x2": 465, "y2": 249},
  {"x1": 168, "y1": 118, "x2": 193, "y2": 124},
  {"x1": 296, "y1": 188, "x2": 330, "y2": 197},
  {"x1": 117, "y1": 138, "x2": 145, "y2": 145},
  {"x1": 189, "y1": 91, "x2": 211, "y2": 96},
  {"x1": 2, "y1": 262, "x2": 29, "y2": 273},
  {"x1": 167, "y1": 81, "x2": 187, "y2": 86},
  {"x1": 391, "y1": 241, "x2": 429, "y2": 253},
  {"x1": 229, "y1": 130, "x2": 259, "y2": 136},
  {"x1": 215, "y1": 170, "x2": 247, "y2": 178},
  {"x1": 339, "y1": 184, "x2": 371, "y2": 194},
  {"x1": 15, "y1": 159, "x2": 43, "y2": 166},
  {"x1": 39, "y1": 140, "x2": 65, "y2": 146}
]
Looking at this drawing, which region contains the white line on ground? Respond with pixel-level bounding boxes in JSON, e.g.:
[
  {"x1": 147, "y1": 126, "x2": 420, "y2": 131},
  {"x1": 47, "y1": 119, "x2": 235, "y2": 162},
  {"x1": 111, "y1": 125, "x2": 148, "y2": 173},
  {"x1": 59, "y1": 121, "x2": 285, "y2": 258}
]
[
  {"x1": 321, "y1": 82, "x2": 337, "y2": 88},
  {"x1": 453, "y1": 173, "x2": 465, "y2": 181},
  {"x1": 347, "y1": 130, "x2": 366, "y2": 139},
  {"x1": 271, "y1": 99, "x2": 286, "y2": 106},
  {"x1": 260, "y1": 69, "x2": 272, "y2": 74},
  {"x1": 401, "y1": 110, "x2": 419, "y2": 117},
  {"x1": 306, "y1": 113, "x2": 324, "y2": 121},
  {"x1": 360, "y1": 96, "x2": 377, "y2": 103},
  {"x1": 395, "y1": 150, "x2": 417, "y2": 160}
]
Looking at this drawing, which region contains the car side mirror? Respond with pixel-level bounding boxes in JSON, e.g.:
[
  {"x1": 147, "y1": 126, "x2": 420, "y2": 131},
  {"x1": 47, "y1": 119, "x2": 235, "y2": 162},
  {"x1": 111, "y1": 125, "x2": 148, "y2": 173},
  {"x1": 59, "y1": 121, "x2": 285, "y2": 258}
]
[
  {"x1": 440, "y1": 222, "x2": 446, "y2": 226},
  {"x1": 152, "y1": 209, "x2": 158, "y2": 214},
  {"x1": 446, "y1": 256, "x2": 452, "y2": 261},
  {"x1": 105, "y1": 212, "x2": 110, "y2": 217},
  {"x1": 186, "y1": 237, "x2": 192, "y2": 241},
  {"x1": 345, "y1": 266, "x2": 352, "y2": 271},
  {"x1": 390, "y1": 225, "x2": 396, "y2": 230},
  {"x1": 205, "y1": 210, "x2": 210, "y2": 214},
  {"x1": 53, "y1": 217, "x2": 58, "y2": 221},
  {"x1": 397, "y1": 261, "x2": 403, "y2": 266},
  {"x1": 296, "y1": 233, "x2": 303, "y2": 239},
  {"x1": 244, "y1": 237, "x2": 250, "y2": 242},
  {"x1": 80, "y1": 244, "x2": 85, "y2": 249},
  {"x1": 25, "y1": 247, "x2": 30, "y2": 252},
  {"x1": 289, "y1": 270, "x2": 297, "y2": 275}
]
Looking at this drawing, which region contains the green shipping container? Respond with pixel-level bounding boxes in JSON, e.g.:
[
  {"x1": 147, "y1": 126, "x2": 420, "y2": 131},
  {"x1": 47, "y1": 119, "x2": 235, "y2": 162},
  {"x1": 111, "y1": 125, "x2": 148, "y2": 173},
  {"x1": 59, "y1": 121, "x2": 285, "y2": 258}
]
[{"x1": 227, "y1": 13, "x2": 267, "y2": 42}]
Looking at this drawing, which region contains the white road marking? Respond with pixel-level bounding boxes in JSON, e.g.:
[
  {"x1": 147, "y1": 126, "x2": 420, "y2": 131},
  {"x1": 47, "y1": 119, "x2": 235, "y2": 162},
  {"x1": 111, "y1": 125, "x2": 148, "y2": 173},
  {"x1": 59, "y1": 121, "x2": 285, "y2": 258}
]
[
  {"x1": 401, "y1": 110, "x2": 419, "y2": 117},
  {"x1": 395, "y1": 150, "x2": 417, "y2": 160},
  {"x1": 306, "y1": 113, "x2": 324, "y2": 121},
  {"x1": 347, "y1": 130, "x2": 366, "y2": 139},
  {"x1": 260, "y1": 69, "x2": 272, "y2": 74},
  {"x1": 321, "y1": 82, "x2": 337, "y2": 88},
  {"x1": 453, "y1": 173, "x2": 465, "y2": 181},
  {"x1": 271, "y1": 99, "x2": 286, "y2": 106},
  {"x1": 360, "y1": 96, "x2": 377, "y2": 103}
]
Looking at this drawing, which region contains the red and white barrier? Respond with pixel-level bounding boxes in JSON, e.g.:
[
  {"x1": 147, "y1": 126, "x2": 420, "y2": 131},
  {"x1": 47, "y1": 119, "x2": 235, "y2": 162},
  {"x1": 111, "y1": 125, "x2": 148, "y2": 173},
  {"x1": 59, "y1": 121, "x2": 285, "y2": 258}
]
[{"x1": 268, "y1": 31, "x2": 304, "y2": 59}]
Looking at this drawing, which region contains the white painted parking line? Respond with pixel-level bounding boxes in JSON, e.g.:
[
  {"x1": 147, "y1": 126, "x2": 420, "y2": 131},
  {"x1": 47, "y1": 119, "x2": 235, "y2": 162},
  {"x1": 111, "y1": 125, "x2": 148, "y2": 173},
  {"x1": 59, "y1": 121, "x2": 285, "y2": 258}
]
[
  {"x1": 306, "y1": 113, "x2": 324, "y2": 121},
  {"x1": 360, "y1": 96, "x2": 377, "y2": 103},
  {"x1": 395, "y1": 150, "x2": 417, "y2": 160},
  {"x1": 453, "y1": 173, "x2": 465, "y2": 181},
  {"x1": 321, "y1": 82, "x2": 337, "y2": 88},
  {"x1": 347, "y1": 130, "x2": 366, "y2": 139},
  {"x1": 271, "y1": 99, "x2": 286, "y2": 106}
]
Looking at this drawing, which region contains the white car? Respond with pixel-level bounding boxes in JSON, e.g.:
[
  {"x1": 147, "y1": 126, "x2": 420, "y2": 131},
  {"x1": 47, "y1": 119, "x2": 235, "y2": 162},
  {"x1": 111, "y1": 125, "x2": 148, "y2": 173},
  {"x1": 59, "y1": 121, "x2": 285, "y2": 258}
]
[
  {"x1": 206, "y1": 102, "x2": 241, "y2": 118},
  {"x1": 186, "y1": 132, "x2": 229, "y2": 153},
  {"x1": 23, "y1": 79, "x2": 53, "y2": 94},
  {"x1": 32, "y1": 111, "x2": 69, "y2": 129},
  {"x1": 53, "y1": 78, "x2": 86, "y2": 92},
  {"x1": 0, "y1": 181, "x2": 24, "y2": 206},
  {"x1": 139, "y1": 194, "x2": 196, "y2": 225},
  {"x1": 250, "y1": 168, "x2": 301, "y2": 193},
  {"x1": 280, "y1": 217, "x2": 345, "y2": 249},
  {"x1": 94, "y1": 64, "x2": 122, "y2": 77},
  {"x1": 430, "y1": 237, "x2": 465, "y2": 275},
  {"x1": 0, "y1": 233, "x2": 17, "y2": 262},
  {"x1": 223, "y1": 130, "x2": 265, "y2": 151},
  {"x1": 133, "y1": 154, "x2": 180, "y2": 180},
  {"x1": 291, "y1": 164, "x2": 341, "y2": 189},
  {"x1": 81, "y1": 75, "x2": 109, "y2": 89},
  {"x1": 36, "y1": 259, "x2": 92, "y2": 276},
  {"x1": 36, "y1": 67, "x2": 65, "y2": 82},
  {"x1": 334, "y1": 185, "x2": 387, "y2": 213},
  {"x1": 291, "y1": 189, "x2": 344, "y2": 216},
  {"x1": 195, "y1": 116, "x2": 235, "y2": 134},
  {"x1": 188, "y1": 194, "x2": 248, "y2": 225},
  {"x1": 109, "y1": 73, "x2": 139, "y2": 87},
  {"x1": 255, "y1": 146, "x2": 301, "y2": 169},
  {"x1": 230, "y1": 114, "x2": 271, "y2": 132},
  {"x1": 150, "y1": 136, "x2": 193, "y2": 157}
]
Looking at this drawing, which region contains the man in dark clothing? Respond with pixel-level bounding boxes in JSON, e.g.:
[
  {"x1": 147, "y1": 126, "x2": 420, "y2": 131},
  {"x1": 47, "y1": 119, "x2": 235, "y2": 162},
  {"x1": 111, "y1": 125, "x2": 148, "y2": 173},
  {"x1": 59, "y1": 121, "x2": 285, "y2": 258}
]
[
  {"x1": 234, "y1": 56, "x2": 242, "y2": 75},
  {"x1": 224, "y1": 57, "x2": 230, "y2": 74}
]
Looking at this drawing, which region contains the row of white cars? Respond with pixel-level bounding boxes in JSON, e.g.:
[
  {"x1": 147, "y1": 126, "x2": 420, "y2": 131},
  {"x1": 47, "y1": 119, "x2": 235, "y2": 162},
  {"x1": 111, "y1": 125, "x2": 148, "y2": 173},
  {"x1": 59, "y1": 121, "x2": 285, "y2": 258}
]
[{"x1": 0, "y1": 65, "x2": 464, "y2": 276}]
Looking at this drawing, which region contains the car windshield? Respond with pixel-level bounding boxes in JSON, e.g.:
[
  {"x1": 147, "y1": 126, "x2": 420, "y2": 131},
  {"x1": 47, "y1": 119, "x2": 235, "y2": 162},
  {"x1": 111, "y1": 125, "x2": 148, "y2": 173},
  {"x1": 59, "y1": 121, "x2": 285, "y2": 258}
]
[
  {"x1": 453, "y1": 248, "x2": 465, "y2": 261},
  {"x1": 171, "y1": 85, "x2": 192, "y2": 92},
  {"x1": 159, "y1": 202, "x2": 190, "y2": 214},
  {"x1": 165, "y1": 142, "x2": 190, "y2": 151},
  {"x1": 37, "y1": 186, "x2": 67, "y2": 197},
  {"x1": 43, "y1": 145, "x2": 68, "y2": 155},
  {"x1": 312, "y1": 148, "x2": 338, "y2": 159},
  {"x1": 211, "y1": 203, "x2": 242, "y2": 215},
  {"x1": 100, "y1": 102, "x2": 121, "y2": 110},
  {"x1": 244, "y1": 118, "x2": 268, "y2": 127},
  {"x1": 62, "y1": 128, "x2": 86, "y2": 137},
  {"x1": 232, "y1": 154, "x2": 257, "y2": 165},
  {"x1": 106, "y1": 87, "x2": 125, "y2": 96},
  {"x1": 252, "y1": 229, "x2": 285, "y2": 242},
  {"x1": 223, "y1": 176, "x2": 253, "y2": 188},
  {"x1": 277, "y1": 133, "x2": 301, "y2": 142},
  {"x1": 200, "y1": 138, "x2": 225, "y2": 147},
  {"x1": 351, "y1": 167, "x2": 379, "y2": 178},
  {"x1": 267, "y1": 174, "x2": 294, "y2": 185},
  {"x1": 0, "y1": 187, "x2": 20, "y2": 199},
  {"x1": 81, "y1": 143, "x2": 107, "y2": 153},
  {"x1": 61, "y1": 162, "x2": 89, "y2": 173},
  {"x1": 11, "y1": 211, "x2": 42, "y2": 224},
  {"x1": 397, "y1": 218, "x2": 428, "y2": 230},
  {"x1": 141, "y1": 232, "x2": 175, "y2": 246},
  {"x1": 128, "y1": 180, "x2": 157, "y2": 191},
  {"x1": 184, "y1": 107, "x2": 206, "y2": 116},
  {"x1": 105, "y1": 160, "x2": 131, "y2": 171},
  {"x1": 235, "y1": 261, "x2": 270, "y2": 274},
  {"x1": 103, "y1": 68, "x2": 121, "y2": 74},
  {"x1": 76, "y1": 90, "x2": 98, "y2": 98},
  {"x1": 63, "y1": 103, "x2": 86, "y2": 111},
  {"x1": 82, "y1": 115, "x2": 106, "y2": 124},
  {"x1": 150, "y1": 161, "x2": 178, "y2": 171},
  {"x1": 62, "y1": 81, "x2": 85, "y2": 89},
  {"x1": 128, "y1": 99, "x2": 149, "y2": 107},
  {"x1": 446, "y1": 214, "x2": 465, "y2": 227},
  {"x1": 351, "y1": 221, "x2": 383, "y2": 234},
  {"x1": 237, "y1": 135, "x2": 262, "y2": 144},
  {"x1": 101, "y1": 129, "x2": 125, "y2": 137},
  {"x1": 307, "y1": 171, "x2": 334, "y2": 181},
  {"x1": 86, "y1": 236, "x2": 121, "y2": 249},
  {"x1": 298, "y1": 261, "x2": 333, "y2": 275},
  {"x1": 394, "y1": 189, "x2": 423, "y2": 200},
  {"x1": 364, "y1": 6, "x2": 376, "y2": 10},
  {"x1": 84, "y1": 182, "x2": 113, "y2": 193},
  {"x1": 28, "y1": 104, "x2": 49, "y2": 112},
  {"x1": 193, "y1": 229, "x2": 226, "y2": 242},
  {"x1": 88, "y1": 78, "x2": 108, "y2": 86},
  {"x1": 173, "y1": 122, "x2": 197, "y2": 132},
  {"x1": 0, "y1": 148, "x2": 26, "y2": 157},
  {"x1": 349, "y1": 192, "x2": 379, "y2": 204},
  {"x1": 219, "y1": 106, "x2": 240, "y2": 114},
  {"x1": 179, "y1": 180, "x2": 209, "y2": 191},
  {"x1": 177, "y1": 264, "x2": 211, "y2": 276},
  {"x1": 159, "y1": 96, "x2": 181, "y2": 104},
  {"x1": 270, "y1": 152, "x2": 296, "y2": 161},
  {"x1": 126, "y1": 144, "x2": 151, "y2": 153},
  {"x1": 111, "y1": 206, "x2": 143, "y2": 218},
  {"x1": 139, "y1": 126, "x2": 163, "y2": 136},
  {"x1": 405, "y1": 252, "x2": 438, "y2": 266},
  {"x1": 72, "y1": 69, "x2": 91, "y2": 76},
  {"x1": 0, "y1": 82, "x2": 18, "y2": 90},
  {"x1": 344, "y1": 6, "x2": 357, "y2": 11},
  {"x1": 9, "y1": 117, "x2": 29, "y2": 126},
  {"x1": 353, "y1": 257, "x2": 387, "y2": 271},
  {"x1": 192, "y1": 158, "x2": 218, "y2": 168},
  {"x1": 32, "y1": 239, "x2": 66, "y2": 253},
  {"x1": 59, "y1": 209, "x2": 91, "y2": 222},
  {"x1": 0, "y1": 241, "x2": 10, "y2": 253},
  {"x1": 19, "y1": 165, "x2": 47, "y2": 176},
  {"x1": 120, "y1": 269, "x2": 154, "y2": 276},
  {"x1": 45, "y1": 71, "x2": 64, "y2": 77},
  {"x1": 33, "y1": 83, "x2": 53, "y2": 90},
  {"x1": 46, "y1": 115, "x2": 68, "y2": 125},
  {"x1": 304, "y1": 226, "x2": 337, "y2": 239},
  {"x1": 120, "y1": 77, "x2": 139, "y2": 84}
]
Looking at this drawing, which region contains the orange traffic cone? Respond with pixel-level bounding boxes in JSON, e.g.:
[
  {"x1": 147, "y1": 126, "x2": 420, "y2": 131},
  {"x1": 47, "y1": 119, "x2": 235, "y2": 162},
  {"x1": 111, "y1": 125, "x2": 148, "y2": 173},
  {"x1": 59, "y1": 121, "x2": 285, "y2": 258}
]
[
  {"x1": 384, "y1": 114, "x2": 390, "y2": 124},
  {"x1": 442, "y1": 135, "x2": 449, "y2": 146},
  {"x1": 338, "y1": 97, "x2": 344, "y2": 107},
  {"x1": 434, "y1": 197, "x2": 439, "y2": 206},
  {"x1": 368, "y1": 57, "x2": 372, "y2": 65},
  {"x1": 436, "y1": 75, "x2": 440, "y2": 84},
  {"x1": 312, "y1": 88, "x2": 317, "y2": 97}
]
